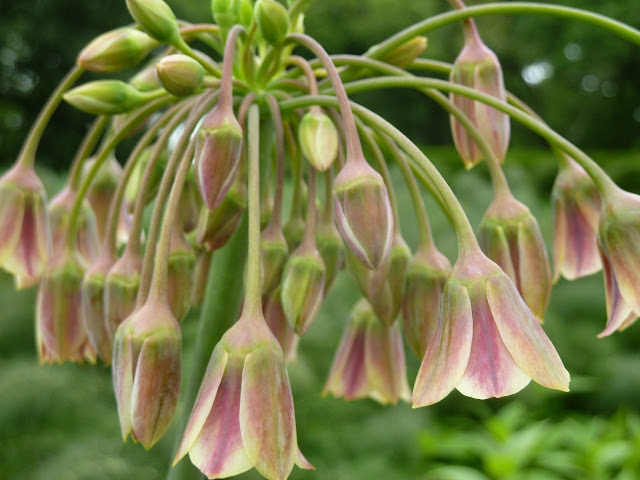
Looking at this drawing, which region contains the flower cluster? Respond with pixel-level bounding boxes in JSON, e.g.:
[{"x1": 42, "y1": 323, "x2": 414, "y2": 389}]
[{"x1": 2, "y1": 0, "x2": 639, "y2": 478}]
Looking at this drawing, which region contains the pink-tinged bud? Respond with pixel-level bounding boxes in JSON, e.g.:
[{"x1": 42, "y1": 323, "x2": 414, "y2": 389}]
[
  {"x1": 49, "y1": 187, "x2": 100, "y2": 264},
  {"x1": 552, "y1": 156, "x2": 601, "y2": 281},
  {"x1": 260, "y1": 225, "x2": 289, "y2": 296},
  {"x1": 316, "y1": 219, "x2": 345, "y2": 295},
  {"x1": 105, "y1": 248, "x2": 143, "y2": 337},
  {"x1": 0, "y1": 164, "x2": 52, "y2": 289},
  {"x1": 112, "y1": 298, "x2": 181, "y2": 449},
  {"x1": 36, "y1": 250, "x2": 93, "y2": 364},
  {"x1": 179, "y1": 169, "x2": 201, "y2": 233},
  {"x1": 196, "y1": 175, "x2": 246, "y2": 251},
  {"x1": 82, "y1": 249, "x2": 117, "y2": 364},
  {"x1": 125, "y1": 145, "x2": 167, "y2": 212},
  {"x1": 195, "y1": 106, "x2": 244, "y2": 210},
  {"x1": 167, "y1": 229, "x2": 196, "y2": 322},
  {"x1": 347, "y1": 233, "x2": 410, "y2": 326},
  {"x1": 596, "y1": 189, "x2": 640, "y2": 337},
  {"x1": 412, "y1": 249, "x2": 569, "y2": 407},
  {"x1": 449, "y1": 24, "x2": 510, "y2": 169},
  {"x1": 281, "y1": 245, "x2": 325, "y2": 335},
  {"x1": 64, "y1": 80, "x2": 154, "y2": 115},
  {"x1": 77, "y1": 27, "x2": 158, "y2": 73},
  {"x1": 156, "y1": 54, "x2": 205, "y2": 97},
  {"x1": 401, "y1": 246, "x2": 451, "y2": 358},
  {"x1": 125, "y1": 0, "x2": 181, "y2": 44},
  {"x1": 82, "y1": 155, "x2": 131, "y2": 245},
  {"x1": 324, "y1": 299, "x2": 410, "y2": 405},
  {"x1": 333, "y1": 160, "x2": 393, "y2": 269},
  {"x1": 299, "y1": 110, "x2": 339, "y2": 171},
  {"x1": 264, "y1": 287, "x2": 300, "y2": 363},
  {"x1": 478, "y1": 193, "x2": 551, "y2": 322},
  {"x1": 173, "y1": 312, "x2": 312, "y2": 479},
  {"x1": 381, "y1": 36, "x2": 427, "y2": 69},
  {"x1": 191, "y1": 249, "x2": 213, "y2": 307}
]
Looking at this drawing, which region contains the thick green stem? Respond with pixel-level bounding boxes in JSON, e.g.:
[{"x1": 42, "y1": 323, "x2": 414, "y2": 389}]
[
  {"x1": 67, "y1": 116, "x2": 110, "y2": 191},
  {"x1": 167, "y1": 219, "x2": 248, "y2": 480},
  {"x1": 16, "y1": 66, "x2": 84, "y2": 169}
]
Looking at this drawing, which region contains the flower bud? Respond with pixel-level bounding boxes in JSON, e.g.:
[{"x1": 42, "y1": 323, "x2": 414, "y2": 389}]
[
  {"x1": 324, "y1": 299, "x2": 410, "y2": 404},
  {"x1": 264, "y1": 287, "x2": 299, "y2": 362},
  {"x1": 283, "y1": 215, "x2": 305, "y2": 252},
  {"x1": 36, "y1": 250, "x2": 92, "y2": 364},
  {"x1": 237, "y1": 0, "x2": 254, "y2": 28},
  {"x1": 77, "y1": 27, "x2": 158, "y2": 73},
  {"x1": 552, "y1": 156, "x2": 601, "y2": 281},
  {"x1": 64, "y1": 80, "x2": 153, "y2": 115},
  {"x1": 130, "y1": 65, "x2": 161, "y2": 92},
  {"x1": 298, "y1": 110, "x2": 339, "y2": 171},
  {"x1": 316, "y1": 219, "x2": 345, "y2": 295},
  {"x1": 402, "y1": 246, "x2": 451, "y2": 358},
  {"x1": 449, "y1": 24, "x2": 510, "y2": 169},
  {"x1": 412, "y1": 249, "x2": 569, "y2": 407},
  {"x1": 0, "y1": 164, "x2": 52, "y2": 289},
  {"x1": 281, "y1": 246, "x2": 325, "y2": 335},
  {"x1": 112, "y1": 297, "x2": 181, "y2": 449},
  {"x1": 190, "y1": 249, "x2": 213, "y2": 307},
  {"x1": 105, "y1": 248, "x2": 143, "y2": 337},
  {"x1": 196, "y1": 175, "x2": 246, "y2": 251},
  {"x1": 126, "y1": 0, "x2": 181, "y2": 44},
  {"x1": 179, "y1": 168, "x2": 201, "y2": 233},
  {"x1": 597, "y1": 189, "x2": 640, "y2": 337},
  {"x1": 167, "y1": 229, "x2": 196, "y2": 322},
  {"x1": 260, "y1": 225, "x2": 289, "y2": 296},
  {"x1": 211, "y1": 0, "x2": 238, "y2": 27},
  {"x1": 125, "y1": 145, "x2": 168, "y2": 212},
  {"x1": 82, "y1": 250, "x2": 117, "y2": 364},
  {"x1": 478, "y1": 193, "x2": 551, "y2": 322},
  {"x1": 156, "y1": 54, "x2": 205, "y2": 97},
  {"x1": 333, "y1": 160, "x2": 393, "y2": 269},
  {"x1": 381, "y1": 36, "x2": 427, "y2": 69},
  {"x1": 255, "y1": 0, "x2": 290, "y2": 46},
  {"x1": 195, "y1": 105, "x2": 244, "y2": 210}
]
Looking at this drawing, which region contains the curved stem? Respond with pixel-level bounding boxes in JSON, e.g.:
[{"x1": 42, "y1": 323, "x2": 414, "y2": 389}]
[
  {"x1": 219, "y1": 25, "x2": 246, "y2": 113},
  {"x1": 175, "y1": 36, "x2": 222, "y2": 78},
  {"x1": 67, "y1": 116, "x2": 110, "y2": 191},
  {"x1": 245, "y1": 104, "x2": 262, "y2": 317},
  {"x1": 367, "y1": 3, "x2": 640, "y2": 61},
  {"x1": 265, "y1": 95, "x2": 285, "y2": 228},
  {"x1": 16, "y1": 66, "x2": 84, "y2": 169},
  {"x1": 284, "y1": 55, "x2": 319, "y2": 96}
]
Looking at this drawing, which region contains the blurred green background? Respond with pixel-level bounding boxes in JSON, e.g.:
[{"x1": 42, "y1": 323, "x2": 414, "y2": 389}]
[{"x1": 2, "y1": 1, "x2": 640, "y2": 479}]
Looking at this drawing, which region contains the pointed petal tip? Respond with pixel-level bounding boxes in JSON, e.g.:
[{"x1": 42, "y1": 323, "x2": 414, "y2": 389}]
[{"x1": 296, "y1": 448, "x2": 314, "y2": 470}]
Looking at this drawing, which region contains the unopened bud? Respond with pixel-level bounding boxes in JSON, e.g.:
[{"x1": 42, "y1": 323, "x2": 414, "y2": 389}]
[
  {"x1": 130, "y1": 65, "x2": 161, "y2": 92},
  {"x1": 316, "y1": 219, "x2": 345, "y2": 294},
  {"x1": 105, "y1": 248, "x2": 143, "y2": 337},
  {"x1": 77, "y1": 27, "x2": 158, "y2": 73},
  {"x1": 299, "y1": 110, "x2": 339, "y2": 171},
  {"x1": 64, "y1": 80, "x2": 153, "y2": 115},
  {"x1": 260, "y1": 225, "x2": 289, "y2": 296},
  {"x1": 255, "y1": 0, "x2": 290, "y2": 46},
  {"x1": 126, "y1": 0, "x2": 181, "y2": 44},
  {"x1": 283, "y1": 215, "x2": 305, "y2": 252},
  {"x1": 211, "y1": 0, "x2": 238, "y2": 27},
  {"x1": 237, "y1": 0, "x2": 254, "y2": 28},
  {"x1": 382, "y1": 36, "x2": 427, "y2": 69},
  {"x1": 167, "y1": 229, "x2": 196, "y2": 322},
  {"x1": 156, "y1": 54, "x2": 205, "y2": 97}
]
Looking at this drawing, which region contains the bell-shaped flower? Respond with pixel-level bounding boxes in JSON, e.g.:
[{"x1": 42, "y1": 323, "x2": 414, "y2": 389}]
[
  {"x1": 173, "y1": 309, "x2": 312, "y2": 479},
  {"x1": 195, "y1": 104, "x2": 244, "y2": 210},
  {"x1": 264, "y1": 287, "x2": 299, "y2": 363},
  {"x1": 0, "y1": 163, "x2": 52, "y2": 289},
  {"x1": 552, "y1": 155, "x2": 601, "y2": 281},
  {"x1": 324, "y1": 299, "x2": 410, "y2": 405},
  {"x1": 333, "y1": 160, "x2": 393, "y2": 269},
  {"x1": 105, "y1": 247, "x2": 143, "y2": 338},
  {"x1": 112, "y1": 295, "x2": 182, "y2": 449},
  {"x1": 449, "y1": 20, "x2": 510, "y2": 169},
  {"x1": 596, "y1": 188, "x2": 640, "y2": 337},
  {"x1": 402, "y1": 245, "x2": 451, "y2": 359},
  {"x1": 412, "y1": 248, "x2": 569, "y2": 407},
  {"x1": 478, "y1": 192, "x2": 551, "y2": 322}
]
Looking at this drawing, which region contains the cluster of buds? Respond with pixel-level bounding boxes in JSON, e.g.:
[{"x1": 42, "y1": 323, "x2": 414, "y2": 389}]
[{"x1": 3, "y1": 0, "x2": 639, "y2": 478}]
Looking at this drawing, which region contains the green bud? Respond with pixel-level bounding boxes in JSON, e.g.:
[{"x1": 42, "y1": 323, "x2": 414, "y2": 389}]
[
  {"x1": 212, "y1": 0, "x2": 238, "y2": 27},
  {"x1": 63, "y1": 80, "x2": 152, "y2": 115},
  {"x1": 156, "y1": 54, "x2": 205, "y2": 97},
  {"x1": 255, "y1": 0, "x2": 290, "y2": 46},
  {"x1": 381, "y1": 36, "x2": 427, "y2": 69},
  {"x1": 130, "y1": 65, "x2": 161, "y2": 92},
  {"x1": 260, "y1": 225, "x2": 289, "y2": 296},
  {"x1": 77, "y1": 27, "x2": 158, "y2": 73},
  {"x1": 316, "y1": 219, "x2": 345, "y2": 295},
  {"x1": 237, "y1": 0, "x2": 254, "y2": 28},
  {"x1": 126, "y1": 0, "x2": 181, "y2": 44},
  {"x1": 299, "y1": 110, "x2": 339, "y2": 171}
]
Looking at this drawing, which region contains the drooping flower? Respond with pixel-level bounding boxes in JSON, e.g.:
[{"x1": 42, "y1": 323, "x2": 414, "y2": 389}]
[
  {"x1": 552, "y1": 155, "x2": 602, "y2": 281},
  {"x1": 412, "y1": 248, "x2": 569, "y2": 407},
  {"x1": 173, "y1": 310, "x2": 312, "y2": 479},
  {"x1": 324, "y1": 299, "x2": 410, "y2": 405}
]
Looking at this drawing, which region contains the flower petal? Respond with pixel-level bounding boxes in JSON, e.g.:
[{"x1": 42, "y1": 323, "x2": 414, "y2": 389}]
[
  {"x1": 113, "y1": 332, "x2": 134, "y2": 441},
  {"x1": 598, "y1": 248, "x2": 637, "y2": 338}
]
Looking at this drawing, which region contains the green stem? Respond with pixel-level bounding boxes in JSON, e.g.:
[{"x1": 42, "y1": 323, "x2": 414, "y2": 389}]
[
  {"x1": 242, "y1": 22, "x2": 258, "y2": 87},
  {"x1": 67, "y1": 116, "x2": 110, "y2": 191},
  {"x1": 284, "y1": 122, "x2": 304, "y2": 222},
  {"x1": 265, "y1": 95, "x2": 286, "y2": 228},
  {"x1": 257, "y1": 46, "x2": 282, "y2": 85},
  {"x1": 367, "y1": 3, "x2": 640, "y2": 61},
  {"x1": 66, "y1": 97, "x2": 172, "y2": 252},
  {"x1": 175, "y1": 36, "x2": 222, "y2": 78},
  {"x1": 166, "y1": 219, "x2": 248, "y2": 480},
  {"x1": 300, "y1": 165, "x2": 317, "y2": 251},
  {"x1": 245, "y1": 104, "x2": 262, "y2": 317},
  {"x1": 16, "y1": 66, "x2": 84, "y2": 169},
  {"x1": 289, "y1": 0, "x2": 315, "y2": 22}
]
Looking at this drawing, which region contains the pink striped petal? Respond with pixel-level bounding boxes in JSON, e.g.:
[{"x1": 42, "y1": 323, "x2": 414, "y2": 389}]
[
  {"x1": 113, "y1": 333, "x2": 134, "y2": 440},
  {"x1": 487, "y1": 274, "x2": 570, "y2": 391},
  {"x1": 412, "y1": 282, "x2": 473, "y2": 407},
  {"x1": 599, "y1": 248, "x2": 637, "y2": 338},
  {"x1": 0, "y1": 185, "x2": 24, "y2": 265}
]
